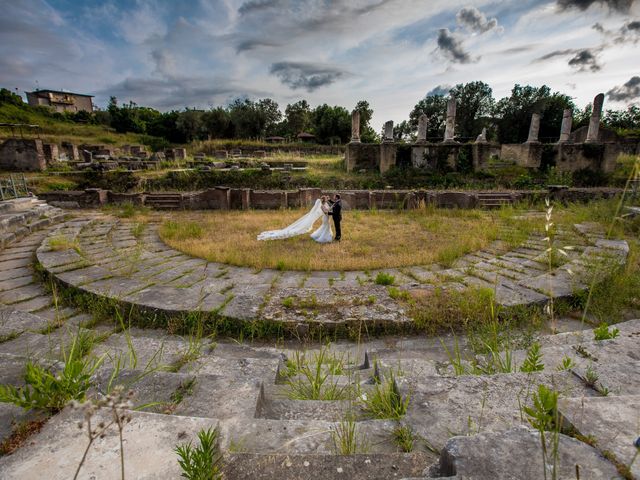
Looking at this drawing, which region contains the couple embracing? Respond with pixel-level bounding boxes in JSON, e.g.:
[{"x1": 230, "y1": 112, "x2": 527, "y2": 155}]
[{"x1": 257, "y1": 194, "x2": 342, "y2": 243}]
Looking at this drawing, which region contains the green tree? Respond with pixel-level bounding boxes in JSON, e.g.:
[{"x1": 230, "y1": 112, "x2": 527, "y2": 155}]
[
  {"x1": 310, "y1": 104, "x2": 351, "y2": 144},
  {"x1": 409, "y1": 95, "x2": 448, "y2": 139},
  {"x1": 202, "y1": 107, "x2": 231, "y2": 139},
  {"x1": 449, "y1": 81, "x2": 494, "y2": 140},
  {"x1": 493, "y1": 84, "x2": 575, "y2": 143},
  {"x1": 354, "y1": 100, "x2": 378, "y2": 142},
  {"x1": 285, "y1": 100, "x2": 311, "y2": 136},
  {"x1": 176, "y1": 109, "x2": 205, "y2": 142}
]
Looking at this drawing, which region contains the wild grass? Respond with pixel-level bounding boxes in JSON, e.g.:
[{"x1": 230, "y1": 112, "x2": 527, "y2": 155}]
[
  {"x1": 0, "y1": 332, "x2": 105, "y2": 413},
  {"x1": 285, "y1": 348, "x2": 350, "y2": 400},
  {"x1": 48, "y1": 235, "x2": 81, "y2": 253},
  {"x1": 361, "y1": 373, "x2": 408, "y2": 420},
  {"x1": 392, "y1": 424, "x2": 416, "y2": 453},
  {"x1": 158, "y1": 208, "x2": 532, "y2": 271},
  {"x1": 331, "y1": 415, "x2": 368, "y2": 455}
]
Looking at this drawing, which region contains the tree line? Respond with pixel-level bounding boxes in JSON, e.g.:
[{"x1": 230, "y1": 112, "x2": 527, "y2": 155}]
[{"x1": 1, "y1": 84, "x2": 638, "y2": 146}]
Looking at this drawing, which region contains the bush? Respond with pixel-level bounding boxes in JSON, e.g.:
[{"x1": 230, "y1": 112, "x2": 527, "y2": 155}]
[{"x1": 374, "y1": 272, "x2": 395, "y2": 285}]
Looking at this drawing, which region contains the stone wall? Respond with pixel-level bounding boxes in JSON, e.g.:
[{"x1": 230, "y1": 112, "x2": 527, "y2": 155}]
[
  {"x1": 0, "y1": 139, "x2": 46, "y2": 171},
  {"x1": 500, "y1": 144, "x2": 542, "y2": 169},
  {"x1": 345, "y1": 143, "x2": 381, "y2": 172},
  {"x1": 38, "y1": 186, "x2": 624, "y2": 211}
]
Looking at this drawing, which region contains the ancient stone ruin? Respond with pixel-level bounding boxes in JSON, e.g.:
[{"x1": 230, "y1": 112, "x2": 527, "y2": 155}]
[{"x1": 346, "y1": 92, "x2": 640, "y2": 174}]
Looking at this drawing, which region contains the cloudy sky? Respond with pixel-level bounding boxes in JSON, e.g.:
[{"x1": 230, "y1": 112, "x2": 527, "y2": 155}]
[{"x1": 1, "y1": 0, "x2": 639, "y2": 129}]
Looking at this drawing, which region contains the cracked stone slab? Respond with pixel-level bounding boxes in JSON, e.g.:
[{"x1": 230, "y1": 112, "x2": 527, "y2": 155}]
[
  {"x1": 559, "y1": 395, "x2": 640, "y2": 478},
  {"x1": 0, "y1": 407, "x2": 217, "y2": 480},
  {"x1": 401, "y1": 371, "x2": 591, "y2": 451},
  {"x1": 426, "y1": 426, "x2": 620, "y2": 479}
]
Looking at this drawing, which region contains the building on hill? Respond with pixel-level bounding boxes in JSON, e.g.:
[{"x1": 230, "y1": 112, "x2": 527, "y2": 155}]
[{"x1": 25, "y1": 89, "x2": 94, "y2": 113}]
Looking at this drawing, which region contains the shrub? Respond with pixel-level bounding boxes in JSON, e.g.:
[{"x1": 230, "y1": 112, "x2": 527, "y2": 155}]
[
  {"x1": 175, "y1": 427, "x2": 223, "y2": 480},
  {"x1": 374, "y1": 272, "x2": 395, "y2": 286}
]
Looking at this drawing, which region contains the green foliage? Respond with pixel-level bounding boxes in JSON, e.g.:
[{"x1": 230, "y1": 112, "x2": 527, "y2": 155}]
[
  {"x1": 524, "y1": 385, "x2": 559, "y2": 432},
  {"x1": 374, "y1": 272, "x2": 395, "y2": 286},
  {"x1": 331, "y1": 416, "x2": 366, "y2": 455},
  {"x1": 392, "y1": 424, "x2": 416, "y2": 452},
  {"x1": 388, "y1": 287, "x2": 410, "y2": 301},
  {"x1": 593, "y1": 323, "x2": 620, "y2": 341},
  {"x1": 361, "y1": 374, "x2": 409, "y2": 420},
  {"x1": 0, "y1": 335, "x2": 104, "y2": 413},
  {"x1": 494, "y1": 84, "x2": 575, "y2": 144},
  {"x1": 556, "y1": 356, "x2": 575, "y2": 371},
  {"x1": 520, "y1": 342, "x2": 545, "y2": 373},
  {"x1": 584, "y1": 364, "x2": 599, "y2": 387},
  {"x1": 286, "y1": 348, "x2": 350, "y2": 400},
  {"x1": 281, "y1": 296, "x2": 295, "y2": 308},
  {"x1": 175, "y1": 427, "x2": 223, "y2": 480}
]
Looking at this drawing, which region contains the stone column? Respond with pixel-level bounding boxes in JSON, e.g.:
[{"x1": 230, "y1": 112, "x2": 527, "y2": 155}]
[
  {"x1": 585, "y1": 93, "x2": 604, "y2": 143},
  {"x1": 383, "y1": 120, "x2": 394, "y2": 143},
  {"x1": 350, "y1": 110, "x2": 361, "y2": 143},
  {"x1": 443, "y1": 97, "x2": 457, "y2": 143},
  {"x1": 558, "y1": 109, "x2": 572, "y2": 143},
  {"x1": 475, "y1": 127, "x2": 487, "y2": 143},
  {"x1": 525, "y1": 113, "x2": 541, "y2": 143},
  {"x1": 417, "y1": 114, "x2": 428, "y2": 143}
]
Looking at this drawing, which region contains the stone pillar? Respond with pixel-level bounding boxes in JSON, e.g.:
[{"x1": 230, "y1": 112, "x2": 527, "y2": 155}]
[
  {"x1": 475, "y1": 128, "x2": 488, "y2": 143},
  {"x1": 558, "y1": 109, "x2": 573, "y2": 143},
  {"x1": 443, "y1": 97, "x2": 457, "y2": 143},
  {"x1": 379, "y1": 143, "x2": 397, "y2": 173},
  {"x1": 383, "y1": 120, "x2": 394, "y2": 143},
  {"x1": 417, "y1": 114, "x2": 428, "y2": 143},
  {"x1": 585, "y1": 93, "x2": 604, "y2": 143},
  {"x1": 525, "y1": 113, "x2": 541, "y2": 143},
  {"x1": 350, "y1": 110, "x2": 361, "y2": 143}
]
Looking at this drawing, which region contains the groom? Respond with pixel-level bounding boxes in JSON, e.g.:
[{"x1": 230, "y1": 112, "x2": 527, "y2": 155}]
[{"x1": 328, "y1": 194, "x2": 342, "y2": 242}]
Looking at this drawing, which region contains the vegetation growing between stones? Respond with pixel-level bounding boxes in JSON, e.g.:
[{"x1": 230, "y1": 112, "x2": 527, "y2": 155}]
[
  {"x1": 0, "y1": 333, "x2": 105, "y2": 413},
  {"x1": 361, "y1": 373, "x2": 409, "y2": 420},
  {"x1": 175, "y1": 427, "x2": 223, "y2": 480}
]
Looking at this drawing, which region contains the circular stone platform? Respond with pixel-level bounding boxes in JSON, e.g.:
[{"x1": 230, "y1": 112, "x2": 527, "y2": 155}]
[{"x1": 34, "y1": 212, "x2": 629, "y2": 332}]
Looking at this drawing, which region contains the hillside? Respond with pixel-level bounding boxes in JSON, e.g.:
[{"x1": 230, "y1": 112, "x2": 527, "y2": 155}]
[{"x1": 0, "y1": 101, "x2": 154, "y2": 148}]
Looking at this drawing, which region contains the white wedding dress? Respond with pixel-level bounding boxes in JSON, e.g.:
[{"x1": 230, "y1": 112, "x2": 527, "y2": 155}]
[
  {"x1": 310, "y1": 205, "x2": 334, "y2": 243},
  {"x1": 257, "y1": 199, "x2": 333, "y2": 243}
]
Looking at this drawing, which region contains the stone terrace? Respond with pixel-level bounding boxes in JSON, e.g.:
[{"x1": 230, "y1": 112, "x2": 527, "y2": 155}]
[
  {"x1": 31, "y1": 212, "x2": 629, "y2": 331},
  {"x1": 0, "y1": 200, "x2": 637, "y2": 479}
]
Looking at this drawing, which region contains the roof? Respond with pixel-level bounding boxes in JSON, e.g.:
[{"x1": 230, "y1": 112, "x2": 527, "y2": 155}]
[
  {"x1": 297, "y1": 132, "x2": 316, "y2": 138},
  {"x1": 26, "y1": 89, "x2": 94, "y2": 98}
]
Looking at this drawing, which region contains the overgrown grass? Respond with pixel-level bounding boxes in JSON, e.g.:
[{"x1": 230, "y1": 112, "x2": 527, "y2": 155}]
[
  {"x1": 286, "y1": 348, "x2": 350, "y2": 400},
  {"x1": 361, "y1": 374, "x2": 408, "y2": 420},
  {"x1": 158, "y1": 208, "x2": 535, "y2": 271}
]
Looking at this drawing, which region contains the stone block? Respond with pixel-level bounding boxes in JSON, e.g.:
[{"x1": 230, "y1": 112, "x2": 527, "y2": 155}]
[
  {"x1": 0, "y1": 139, "x2": 46, "y2": 171},
  {"x1": 0, "y1": 407, "x2": 216, "y2": 479},
  {"x1": 430, "y1": 426, "x2": 619, "y2": 479}
]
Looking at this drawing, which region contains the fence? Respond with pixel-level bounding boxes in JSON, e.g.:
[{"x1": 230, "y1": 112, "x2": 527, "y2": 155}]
[{"x1": 0, "y1": 174, "x2": 30, "y2": 201}]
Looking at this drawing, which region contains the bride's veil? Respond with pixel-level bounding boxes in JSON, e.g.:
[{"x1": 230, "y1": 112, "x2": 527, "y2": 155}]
[{"x1": 257, "y1": 199, "x2": 323, "y2": 241}]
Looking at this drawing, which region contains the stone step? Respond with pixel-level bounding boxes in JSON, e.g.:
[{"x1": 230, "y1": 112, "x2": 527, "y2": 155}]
[
  {"x1": 0, "y1": 407, "x2": 216, "y2": 479},
  {"x1": 559, "y1": 395, "x2": 640, "y2": 478},
  {"x1": 225, "y1": 452, "x2": 429, "y2": 480},
  {"x1": 415, "y1": 427, "x2": 620, "y2": 479}
]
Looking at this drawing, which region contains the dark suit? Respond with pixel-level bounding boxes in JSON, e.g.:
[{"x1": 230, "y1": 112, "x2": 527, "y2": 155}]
[{"x1": 328, "y1": 199, "x2": 342, "y2": 241}]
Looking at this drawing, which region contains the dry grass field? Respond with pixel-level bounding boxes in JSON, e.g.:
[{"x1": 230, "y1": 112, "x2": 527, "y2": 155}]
[{"x1": 158, "y1": 207, "x2": 539, "y2": 271}]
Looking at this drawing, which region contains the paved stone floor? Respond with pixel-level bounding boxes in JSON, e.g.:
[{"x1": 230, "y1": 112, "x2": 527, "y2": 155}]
[
  {"x1": 0, "y1": 202, "x2": 637, "y2": 479},
  {"x1": 30, "y1": 212, "x2": 629, "y2": 330}
]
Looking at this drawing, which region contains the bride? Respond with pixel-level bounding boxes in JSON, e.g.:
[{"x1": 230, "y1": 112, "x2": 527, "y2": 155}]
[{"x1": 257, "y1": 196, "x2": 333, "y2": 243}]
